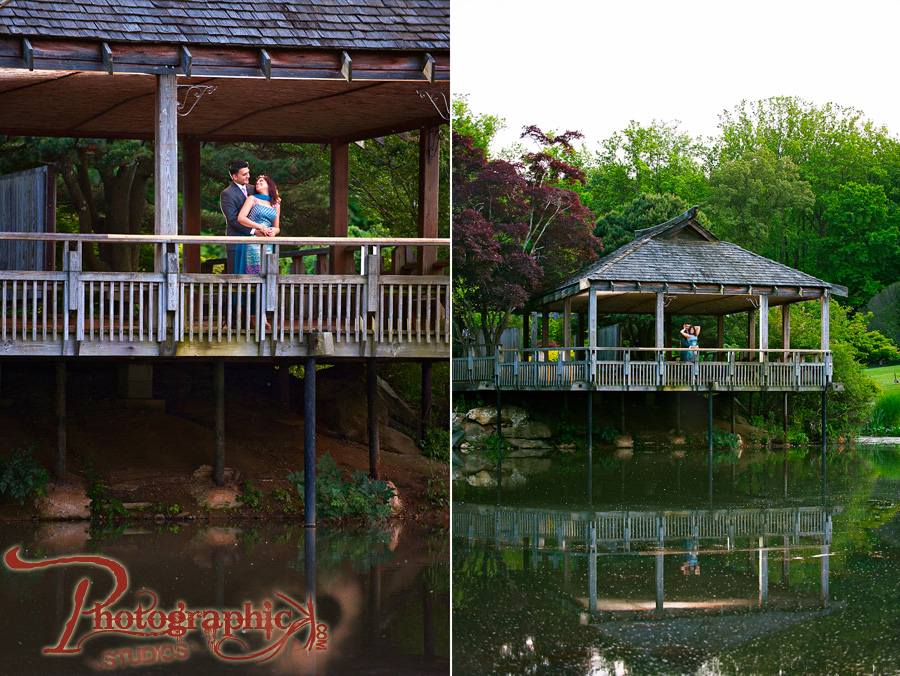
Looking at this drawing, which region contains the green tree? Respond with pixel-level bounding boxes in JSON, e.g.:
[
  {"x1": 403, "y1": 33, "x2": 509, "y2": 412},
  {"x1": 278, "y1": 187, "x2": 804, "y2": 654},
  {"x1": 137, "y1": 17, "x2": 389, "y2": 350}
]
[
  {"x1": 706, "y1": 147, "x2": 815, "y2": 259},
  {"x1": 594, "y1": 192, "x2": 692, "y2": 253},
  {"x1": 451, "y1": 94, "x2": 505, "y2": 156}
]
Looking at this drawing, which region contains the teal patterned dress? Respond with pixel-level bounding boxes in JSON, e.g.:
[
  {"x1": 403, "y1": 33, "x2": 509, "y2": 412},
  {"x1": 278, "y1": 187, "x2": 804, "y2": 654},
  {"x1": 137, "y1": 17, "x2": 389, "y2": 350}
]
[{"x1": 235, "y1": 199, "x2": 277, "y2": 275}]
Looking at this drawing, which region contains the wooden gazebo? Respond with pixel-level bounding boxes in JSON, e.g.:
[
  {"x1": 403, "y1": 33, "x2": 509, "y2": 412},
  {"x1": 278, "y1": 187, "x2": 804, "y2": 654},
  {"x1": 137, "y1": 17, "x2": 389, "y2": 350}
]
[
  {"x1": 0, "y1": 0, "x2": 450, "y2": 513},
  {"x1": 453, "y1": 207, "x2": 846, "y2": 394}
]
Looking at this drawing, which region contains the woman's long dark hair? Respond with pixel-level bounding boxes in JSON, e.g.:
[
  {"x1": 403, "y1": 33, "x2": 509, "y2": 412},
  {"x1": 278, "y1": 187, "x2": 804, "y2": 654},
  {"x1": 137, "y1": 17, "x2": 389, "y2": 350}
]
[{"x1": 260, "y1": 175, "x2": 280, "y2": 205}]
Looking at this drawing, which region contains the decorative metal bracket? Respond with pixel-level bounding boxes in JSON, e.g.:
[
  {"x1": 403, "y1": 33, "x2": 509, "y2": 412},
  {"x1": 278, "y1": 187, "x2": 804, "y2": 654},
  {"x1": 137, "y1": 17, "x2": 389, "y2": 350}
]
[
  {"x1": 177, "y1": 84, "x2": 217, "y2": 117},
  {"x1": 416, "y1": 89, "x2": 449, "y2": 121},
  {"x1": 747, "y1": 296, "x2": 760, "y2": 309},
  {"x1": 663, "y1": 294, "x2": 677, "y2": 308}
]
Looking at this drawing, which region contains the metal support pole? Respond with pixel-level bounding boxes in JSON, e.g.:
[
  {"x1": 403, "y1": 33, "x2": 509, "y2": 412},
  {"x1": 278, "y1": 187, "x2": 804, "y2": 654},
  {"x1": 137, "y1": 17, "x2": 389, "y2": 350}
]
[
  {"x1": 708, "y1": 393, "x2": 714, "y2": 507},
  {"x1": 305, "y1": 357, "x2": 317, "y2": 527},
  {"x1": 213, "y1": 359, "x2": 225, "y2": 486},
  {"x1": 496, "y1": 387, "x2": 503, "y2": 504},
  {"x1": 367, "y1": 358, "x2": 380, "y2": 479},
  {"x1": 587, "y1": 391, "x2": 593, "y2": 503},
  {"x1": 821, "y1": 389, "x2": 827, "y2": 500},
  {"x1": 55, "y1": 361, "x2": 66, "y2": 484},
  {"x1": 620, "y1": 392, "x2": 626, "y2": 433},
  {"x1": 676, "y1": 393, "x2": 682, "y2": 436},
  {"x1": 421, "y1": 361, "x2": 433, "y2": 442}
]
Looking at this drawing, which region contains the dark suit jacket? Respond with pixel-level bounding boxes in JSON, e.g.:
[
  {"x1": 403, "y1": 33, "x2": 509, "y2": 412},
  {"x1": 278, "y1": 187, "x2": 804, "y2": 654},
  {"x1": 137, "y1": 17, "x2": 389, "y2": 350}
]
[{"x1": 220, "y1": 182, "x2": 255, "y2": 251}]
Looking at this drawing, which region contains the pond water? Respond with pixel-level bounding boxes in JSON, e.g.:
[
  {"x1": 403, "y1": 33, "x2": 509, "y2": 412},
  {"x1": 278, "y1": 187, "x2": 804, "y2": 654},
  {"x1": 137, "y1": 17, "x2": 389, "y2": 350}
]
[
  {"x1": 453, "y1": 446, "x2": 900, "y2": 675},
  {"x1": 0, "y1": 522, "x2": 449, "y2": 675}
]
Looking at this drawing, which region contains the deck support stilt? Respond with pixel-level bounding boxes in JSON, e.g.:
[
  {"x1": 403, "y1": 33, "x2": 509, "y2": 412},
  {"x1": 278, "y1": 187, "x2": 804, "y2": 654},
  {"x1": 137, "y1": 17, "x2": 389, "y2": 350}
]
[
  {"x1": 305, "y1": 528, "x2": 317, "y2": 612},
  {"x1": 496, "y1": 387, "x2": 503, "y2": 504},
  {"x1": 783, "y1": 392, "x2": 789, "y2": 443},
  {"x1": 587, "y1": 391, "x2": 593, "y2": 502},
  {"x1": 367, "y1": 358, "x2": 380, "y2": 480},
  {"x1": 55, "y1": 361, "x2": 66, "y2": 484},
  {"x1": 821, "y1": 389, "x2": 827, "y2": 500},
  {"x1": 421, "y1": 361, "x2": 432, "y2": 441},
  {"x1": 708, "y1": 392, "x2": 714, "y2": 506},
  {"x1": 676, "y1": 393, "x2": 682, "y2": 436},
  {"x1": 304, "y1": 357, "x2": 317, "y2": 527},
  {"x1": 213, "y1": 359, "x2": 225, "y2": 486},
  {"x1": 731, "y1": 393, "x2": 736, "y2": 434},
  {"x1": 279, "y1": 362, "x2": 291, "y2": 411},
  {"x1": 620, "y1": 392, "x2": 626, "y2": 434}
]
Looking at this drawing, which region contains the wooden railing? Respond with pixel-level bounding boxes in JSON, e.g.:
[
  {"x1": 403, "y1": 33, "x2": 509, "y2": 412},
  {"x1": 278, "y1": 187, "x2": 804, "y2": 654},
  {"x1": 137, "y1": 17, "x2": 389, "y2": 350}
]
[
  {"x1": 0, "y1": 233, "x2": 450, "y2": 357},
  {"x1": 452, "y1": 345, "x2": 833, "y2": 391}
]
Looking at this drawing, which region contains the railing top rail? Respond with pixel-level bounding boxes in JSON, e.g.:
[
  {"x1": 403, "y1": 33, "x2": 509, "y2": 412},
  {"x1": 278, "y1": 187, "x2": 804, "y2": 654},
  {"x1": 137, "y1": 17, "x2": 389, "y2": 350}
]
[
  {"x1": 0, "y1": 232, "x2": 449, "y2": 246},
  {"x1": 494, "y1": 346, "x2": 831, "y2": 355}
]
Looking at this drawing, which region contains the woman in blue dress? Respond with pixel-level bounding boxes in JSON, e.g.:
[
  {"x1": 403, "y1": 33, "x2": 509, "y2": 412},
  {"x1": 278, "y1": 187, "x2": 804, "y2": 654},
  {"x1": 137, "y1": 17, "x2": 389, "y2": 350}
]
[
  {"x1": 236, "y1": 174, "x2": 280, "y2": 274},
  {"x1": 235, "y1": 175, "x2": 280, "y2": 328},
  {"x1": 679, "y1": 324, "x2": 700, "y2": 362}
]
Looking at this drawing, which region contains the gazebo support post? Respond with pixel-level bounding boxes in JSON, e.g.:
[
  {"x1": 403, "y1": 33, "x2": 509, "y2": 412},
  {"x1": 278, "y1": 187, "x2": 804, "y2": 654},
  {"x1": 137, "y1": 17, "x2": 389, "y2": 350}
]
[
  {"x1": 304, "y1": 356, "x2": 317, "y2": 527},
  {"x1": 747, "y1": 308, "x2": 757, "y2": 359},
  {"x1": 55, "y1": 360, "x2": 66, "y2": 484},
  {"x1": 420, "y1": 361, "x2": 432, "y2": 442},
  {"x1": 542, "y1": 310, "x2": 550, "y2": 351},
  {"x1": 496, "y1": 387, "x2": 503, "y2": 503},
  {"x1": 655, "y1": 292, "x2": 664, "y2": 350},
  {"x1": 587, "y1": 391, "x2": 593, "y2": 502},
  {"x1": 563, "y1": 297, "x2": 572, "y2": 362},
  {"x1": 213, "y1": 359, "x2": 225, "y2": 486},
  {"x1": 367, "y1": 358, "x2": 380, "y2": 479},
  {"x1": 782, "y1": 304, "x2": 791, "y2": 359},
  {"x1": 329, "y1": 142, "x2": 350, "y2": 275},
  {"x1": 182, "y1": 136, "x2": 202, "y2": 273},
  {"x1": 821, "y1": 388, "x2": 827, "y2": 498},
  {"x1": 523, "y1": 313, "x2": 531, "y2": 351},
  {"x1": 417, "y1": 126, "x2": 440, "y2": 275},
  {"x1": 154, "y1": 73, "x2": 178, "y2": 273},
  {"x1": 759, "y1": 294, "x2": 769, "y2": 359}
]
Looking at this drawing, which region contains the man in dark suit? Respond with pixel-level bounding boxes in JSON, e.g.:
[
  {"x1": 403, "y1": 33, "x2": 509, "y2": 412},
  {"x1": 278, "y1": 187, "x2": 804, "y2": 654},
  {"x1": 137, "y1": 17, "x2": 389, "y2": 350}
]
[{"x1": 220, "y1": 160, "x2": 256, "y2": 273}]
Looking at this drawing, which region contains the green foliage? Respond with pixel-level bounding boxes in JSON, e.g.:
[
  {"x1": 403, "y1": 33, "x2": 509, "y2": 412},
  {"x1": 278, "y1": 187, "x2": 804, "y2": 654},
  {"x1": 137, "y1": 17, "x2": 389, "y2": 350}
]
[
  {"x1": 424, "y1": 469, "x2": 449, "y2": 508},
  {"x1": 237, "y1": 480, "x2": 263, "y2": 511},
  {"x1": 84, "y1": 463, "x2": 127, "y2": 520},
  {"x1": 287, "y1": 453, "x2": 396, "y2": 523},
  {"x1": 711, "y1": 426, "x2": 742, "y2": 450},
  {"x1": 452, "y1": 94, "x2": 506, "y2": 154},
  {"x1": 596, "y1": 424, "x2": 620, "y2": 443},
  {"x1": 270, "y1": 488, "x2": 299, "y2": 515},
  {"x1": 555, "y1": 411, "x2": 579, "y2": 445},
  {"x1": 483, "y1": 431, "x2": 511, "y2": 463},
  {"x1": 594, "y1": 192, "x2": 691, "y2": 253},
  {"x1": 420, "y1": 427, "x2": 450, "y2": 463},
  {"x1": 864, "y1": 390, "x2": 900, "y2": 435},
  {"x1": 0, "y1": 446, "x2": 50, "y2": 506}
]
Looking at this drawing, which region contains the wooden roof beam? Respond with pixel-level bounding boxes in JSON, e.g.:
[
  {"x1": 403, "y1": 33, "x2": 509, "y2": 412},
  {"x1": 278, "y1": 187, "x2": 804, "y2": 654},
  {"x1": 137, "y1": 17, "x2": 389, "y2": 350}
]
[
  {"x1": 101, "y1": 42, "x2": 113, "y2": 75},
  {"x1": 22, "y1": 37, "x2": 33, "y2": 71},
  {"x1": 341, "y1": 51, "x2": 352, "y2": 83},
  {"x1": 180, "y1": 45, "x2": 192, "y2": 77},
  {"x1": 422, "y1": 52, "x2": 435, "y2": 83},
  {"x1": 259, "y1": 48, "x2": 271, "y2": 80}
]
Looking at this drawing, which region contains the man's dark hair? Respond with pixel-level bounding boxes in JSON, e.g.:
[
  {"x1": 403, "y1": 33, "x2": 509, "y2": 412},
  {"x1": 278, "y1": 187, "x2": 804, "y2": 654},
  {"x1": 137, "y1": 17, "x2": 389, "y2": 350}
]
[{"x1": 229, "y1": 160, "x2": 249, "y2": 177}]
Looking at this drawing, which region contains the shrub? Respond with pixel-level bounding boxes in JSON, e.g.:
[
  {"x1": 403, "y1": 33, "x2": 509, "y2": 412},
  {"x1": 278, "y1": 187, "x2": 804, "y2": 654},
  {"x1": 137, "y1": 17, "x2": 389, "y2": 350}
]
[
  {"x1": 287, "y1": 453, "x2": 395, "y2": 523},
  {"x1": 420, "y1": 427, "x2": 450, "y2": 463},
  {"x1": 0, "y1": 445, "x2": 49, "y2": 505},
  {"x1": 237, "y1": 480, "x2": 263, "y2": 510},
  {"x1": 866, "y1": 390, "x2": 900, "y2": 434}
]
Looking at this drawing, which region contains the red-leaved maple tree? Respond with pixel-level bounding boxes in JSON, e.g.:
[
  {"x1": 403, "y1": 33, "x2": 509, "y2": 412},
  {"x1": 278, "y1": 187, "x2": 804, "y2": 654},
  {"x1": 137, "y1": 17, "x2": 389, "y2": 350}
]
[{"x1": 453, "y1": 128, "x2": 600, "y2": 348}]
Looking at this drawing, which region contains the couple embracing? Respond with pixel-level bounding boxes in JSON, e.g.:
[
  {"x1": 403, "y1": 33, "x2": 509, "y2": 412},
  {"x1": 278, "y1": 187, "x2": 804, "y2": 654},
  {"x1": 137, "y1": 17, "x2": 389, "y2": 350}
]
[{"x1": 220, "y1": 160, "x2": 281, "y2": 275}]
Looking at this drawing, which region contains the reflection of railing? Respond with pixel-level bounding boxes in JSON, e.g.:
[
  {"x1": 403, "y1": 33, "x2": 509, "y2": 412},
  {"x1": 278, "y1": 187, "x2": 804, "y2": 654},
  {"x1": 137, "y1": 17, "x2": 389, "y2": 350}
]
[
  {"x1": 453, "y1": 505, "x2": 832, "y2": 550},
  {"x1": 451, "y1": 345, "x2": 833, "y2": 391},
  {"x1": 0, "y1": 233, "x2": 450, "y2": 355}
]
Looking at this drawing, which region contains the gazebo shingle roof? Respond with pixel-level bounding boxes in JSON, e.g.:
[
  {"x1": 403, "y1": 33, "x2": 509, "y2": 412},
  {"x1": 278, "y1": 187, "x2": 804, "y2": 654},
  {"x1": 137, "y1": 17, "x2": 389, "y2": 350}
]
[
  {"x1": 555, "y1": 206, "x2": 835, "y2": 293},
  {"x1": 0, "y1": 0, "x2": 449, "y2": 50}
]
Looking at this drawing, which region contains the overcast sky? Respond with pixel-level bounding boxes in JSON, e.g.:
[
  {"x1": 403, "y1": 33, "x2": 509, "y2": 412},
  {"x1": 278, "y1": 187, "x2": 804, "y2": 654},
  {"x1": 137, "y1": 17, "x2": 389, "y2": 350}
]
[{"x1": 453, "y1": 0, "x2": 900, "y2": 154}]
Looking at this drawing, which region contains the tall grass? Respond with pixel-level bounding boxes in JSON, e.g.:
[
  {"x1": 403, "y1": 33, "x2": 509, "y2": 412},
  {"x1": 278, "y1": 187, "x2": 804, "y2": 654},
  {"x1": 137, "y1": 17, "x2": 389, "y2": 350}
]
[{"x1": 864, "y1": 390, "x2": 900, "y2": 435}]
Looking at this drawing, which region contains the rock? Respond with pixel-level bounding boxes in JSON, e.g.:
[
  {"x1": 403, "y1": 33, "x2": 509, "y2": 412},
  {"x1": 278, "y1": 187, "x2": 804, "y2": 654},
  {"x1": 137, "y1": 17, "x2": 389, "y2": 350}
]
[
  {"x1": 504, "y1": 470, "x2": 527, "y2": 488},
  {"x1": 467, "y1": 405, "x2": 527, "y2": 426},
  {"x1": 462, "y1": 422, "x2": 492, "y2": 445},
  {"x1": 615, "y1": 448, "x2": 634, "y2": 460},
  {"x1": 507, "y1": 420, "x2": 552, "y2": 439},
  {"x1": 671, "y1": 450, "x2": 686, "y2": 460},
  {"x1": 381, "y1": 427, "x2": 420, "y2": 456},
  {"x1": 504, "y1": 458, "x2": 552, "y2": 475},
  {"x1": 506, "y1": 438, "x2": 550, "y2": 449},
  {"x1": 34, "y1": 522, "x2": 90, "y2": 552},
  {"x1": 505, "y1": 447, "x2": 551, "y2": 458},
  {"x1": 670, "y1": 436, "x2": 686, "y2": 445},
  {"x1": 192, "y1": 485, "x2": 242, "y2": 509},
  {"x1": 615, "y1": 435, "x2": 634, "y2": 448},
  {"x1": 36, "y1": 483, "x2": 90, "y2": 520},
  {"x1": 385, "y1": 480, "x2": 403, "y2": 516},
  {"x1": 459, "y1": 442, "x2": 472, "y2": 453},
  {"x1": 467, "y1": 471, "x2": 496, "y2": 488},
  {"x1": 463, "y1": 452, "x2": 494, "y2": 475},
  {"x1": 556, "y1": 442, "x2": 577, "y2": 453},
  {"x1": 451, "y1": 426, "x2": 466, "y2": 447}
]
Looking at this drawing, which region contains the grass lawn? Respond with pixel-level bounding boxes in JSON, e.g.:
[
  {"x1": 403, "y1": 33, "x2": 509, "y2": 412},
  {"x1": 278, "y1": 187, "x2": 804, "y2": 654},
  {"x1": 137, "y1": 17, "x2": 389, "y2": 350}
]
[{"x1": 865, "y1": 365, "x2": 900, "y2": 393}]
